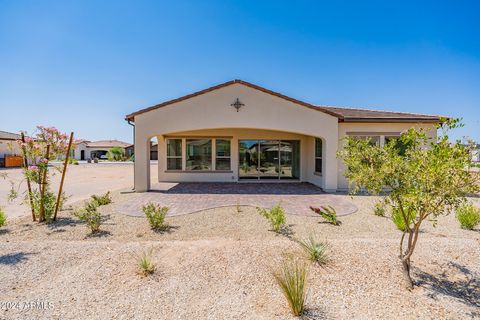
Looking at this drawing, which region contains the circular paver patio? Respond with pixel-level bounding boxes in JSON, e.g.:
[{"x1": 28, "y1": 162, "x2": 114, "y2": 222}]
[{"x1": 115, "y1": 182, "x2": 358, "y2": 217}]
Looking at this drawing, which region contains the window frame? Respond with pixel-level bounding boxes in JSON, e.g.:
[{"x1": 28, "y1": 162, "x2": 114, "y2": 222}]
[
  {"x1": 215, "y1": 139, "x2": 231, "y2": 171},
  {"x1": 314, "y1": 138, "x2": 322, "y2": 174},
  {"x1": 166, "y1": 138, "x2": 183, "y2": 170}
]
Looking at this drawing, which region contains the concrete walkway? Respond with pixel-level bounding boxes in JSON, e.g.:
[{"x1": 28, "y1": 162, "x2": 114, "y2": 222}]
[{"x1": 115, "y1": 182, "x2": 358, "y2": 217}]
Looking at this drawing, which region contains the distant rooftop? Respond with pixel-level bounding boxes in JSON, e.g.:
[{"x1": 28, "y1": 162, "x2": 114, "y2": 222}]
[
  {"x1": 86, "y1": 140, "x2": 130, "y2": 148},
  {"x1": 0, "y1": 130, "x2": 21, "y2": 140}
]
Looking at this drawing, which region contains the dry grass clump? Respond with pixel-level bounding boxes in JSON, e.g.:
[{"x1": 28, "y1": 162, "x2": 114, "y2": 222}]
[
  {"x1": 136, "y1": 249, "x2": 157, "y2": 276},
  {"x1": 274, "y1": 257, "x2": 309, "y2": 316}
]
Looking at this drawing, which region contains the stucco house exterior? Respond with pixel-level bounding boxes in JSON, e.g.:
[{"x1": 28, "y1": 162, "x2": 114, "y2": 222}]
[
  {"x1": 0, "y1": 130, "x2": 22, "y2": 167},
  {"x1": 125, "y1": 80, "x2": 442, "y2": 192},
  {"x1": 72, "y1": 139, "x2": 131, "y2": 160}
]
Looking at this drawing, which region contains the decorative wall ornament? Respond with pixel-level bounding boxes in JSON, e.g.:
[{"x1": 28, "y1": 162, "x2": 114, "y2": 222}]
[{"x1": 230, "y1": 98, "x2": 244, "y2": 112}]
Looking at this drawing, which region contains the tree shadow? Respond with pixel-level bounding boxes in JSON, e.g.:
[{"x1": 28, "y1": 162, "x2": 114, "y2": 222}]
[
  {"x1": 0, "y1": 229, "x2": 10, "y2": 235},
  {"x1": 414, "y1": 261, "x2": 480, "y2": 308},
  {"x1": 85, "y1": 230, "x2": 113, "y2": 238},
  {"x1": 46, "y1": 216, "x2": 80, "y2": 232},
  {"x1": 0, "y1": 252, "x2": 37, "y2": 265},
  {"x1": 152, "y1": 225, "x2": 180, "y2": 234}
]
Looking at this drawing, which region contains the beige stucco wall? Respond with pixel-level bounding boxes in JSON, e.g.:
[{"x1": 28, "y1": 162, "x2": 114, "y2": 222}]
[
  {"x1": 0, "y1": 139, "x2": 21, "y2": 158},
  {"x1": 133, "y1": 83, "x2": 339, "y2": 191},
  {"x1": 73, "y1": 142, "x2": 88, "y2": 160},
  {"x1": 336, "y1": 122, "x2": 438, "y2": 190}
]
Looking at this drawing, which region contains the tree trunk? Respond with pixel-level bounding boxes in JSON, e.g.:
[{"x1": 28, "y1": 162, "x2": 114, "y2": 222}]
[{"x1": 401, "y1": 258, "x2": 414, "y2": 290}]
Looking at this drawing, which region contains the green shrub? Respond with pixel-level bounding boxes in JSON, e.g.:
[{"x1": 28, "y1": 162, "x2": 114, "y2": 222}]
[
  {"x1": 456, "y1": 203, "x2": 480, "y2": 230},
  {"x1": 257, "y1": 204, "x2": 286, "y2": 232},
  {"x1": 274, "y1": 258, "x2": 308, "y2": 316},
  {"x1": 374, "y1": 202, "x2": 386, "y2": 217},
  {"x1": 68, "y1": 158, "x2": 78, "y2": 165},
  {"x1": 391, "y1": 206, "x2": 416, "y2": 231},
  {"x1": 91, "y1": 191, "x2": 112, "y2": 206},
  {"x1": 30, "y1": 190, "x2": 66, "y2": 223},
  {"x1": 297, "y1": 235, "x2": 329, "y2": 266},
  {"x1": 310, "y1": 205, "x2": 339, "y2": 225},
  {"x1": 137, "y1": 249, "x2": 156, "y2": 276},
  {"x1": 0, "y1": 207, "x2": 6, "y2": 227},
  {"x1": 74, "y1": 200, "x2": 101, "y2": 233},
  {"x1": 142, "y1": 202, "x2": 169, "y2": 230}
]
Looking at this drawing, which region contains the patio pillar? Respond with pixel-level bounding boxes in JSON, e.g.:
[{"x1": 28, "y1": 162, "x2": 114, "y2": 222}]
[
  {"x1": 323, "y1": 133, "x2": 338, "y2": 192},
  {"x1": 134, "y1": 130, "x2": 150, "y2": 192}
]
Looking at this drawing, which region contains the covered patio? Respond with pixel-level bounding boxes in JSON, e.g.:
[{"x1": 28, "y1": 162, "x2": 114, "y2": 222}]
[{"x1": 115, "y1": 182, "x2": 357, "y2": 217}]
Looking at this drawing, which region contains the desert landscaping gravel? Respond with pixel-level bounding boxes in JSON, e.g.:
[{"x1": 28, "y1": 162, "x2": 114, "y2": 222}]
[{"x1": 0, "y1": 192, "x2": 479, "y2": 319}]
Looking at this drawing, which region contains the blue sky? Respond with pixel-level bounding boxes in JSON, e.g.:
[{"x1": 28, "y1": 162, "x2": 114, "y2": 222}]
[{"x1": 1, "y1": 0, "x2": 479, "y2": 143}]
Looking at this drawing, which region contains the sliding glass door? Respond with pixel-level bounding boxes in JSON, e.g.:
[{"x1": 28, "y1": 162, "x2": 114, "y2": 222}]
[{"x1": 239, "y1": 140, "x2": 300, "y2": 180}]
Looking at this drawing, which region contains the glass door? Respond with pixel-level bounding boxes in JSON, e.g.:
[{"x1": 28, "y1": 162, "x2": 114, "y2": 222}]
[
  {"x1": 239, "y1": 140, "x2": 300, "y2": 180},
  {"x1": 259, "y1": 140, "x2": 280, "y2": 179},
  {"x1": 239, "y1": 140, "x2": 259, "y2": 179}
]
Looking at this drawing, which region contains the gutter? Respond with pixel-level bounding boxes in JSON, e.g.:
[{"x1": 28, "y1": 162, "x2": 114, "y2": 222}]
[{"x1": 127, "y1": 119, "x2": 135, "y2": 191}]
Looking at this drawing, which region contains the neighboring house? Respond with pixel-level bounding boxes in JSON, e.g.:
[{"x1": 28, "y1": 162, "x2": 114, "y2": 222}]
[
  {"x1": 0, "y1": 130, "x2": 22, "y2": 167},
  {"x1": 124, "y1": 142, "x2": 157, "y2": 160},
  {"x1": 125, "y1": 79, "x2": 443, "y2": 192},
  {"x1": 72, "y1": 139, "x2": 131, "y2": 160}
]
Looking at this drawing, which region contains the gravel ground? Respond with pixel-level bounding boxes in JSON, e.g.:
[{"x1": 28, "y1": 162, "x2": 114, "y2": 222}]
[{"x1": 0, "y1": 193, "x2": 479, "y2": 319}]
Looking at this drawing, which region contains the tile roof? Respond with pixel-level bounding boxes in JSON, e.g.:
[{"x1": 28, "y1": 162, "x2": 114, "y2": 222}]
[
  {"x1": 86, "y1": 140, "x2": 130, "y2": 148},
  {"x1": 125, "y1": 79, "x2": 445, "y2": 123},
  {"x1": 0, "y1": 130, "x2": 21, "y2": 140},
  {"x1": 317, "y1": 106, "x2": 444, "y2": 122}
]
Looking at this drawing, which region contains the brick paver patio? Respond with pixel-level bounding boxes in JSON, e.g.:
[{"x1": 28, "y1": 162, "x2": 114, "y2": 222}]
[{"x1": 116, "y1": 182, "x2": 358, "y2": 217}]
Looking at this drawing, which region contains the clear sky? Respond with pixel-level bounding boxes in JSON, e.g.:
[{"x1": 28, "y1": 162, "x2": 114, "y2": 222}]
[{"x1": 1, "y1": 0, "x2": 479, "y2": 143}]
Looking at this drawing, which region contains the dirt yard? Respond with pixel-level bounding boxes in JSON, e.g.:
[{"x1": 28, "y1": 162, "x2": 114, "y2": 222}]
[
  {"x1": 0, "y1": 192, "x2": 479, "y2": 319},
  {"x1": 0, "y1": 163, "x2": 157, "y2": 218}
]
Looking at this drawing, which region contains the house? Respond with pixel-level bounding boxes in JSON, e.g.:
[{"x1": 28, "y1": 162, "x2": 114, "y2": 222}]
[
  {"x1": 124, "y1": 142, "x2": 158, "y2": 160},
  {"x1": 72, "y1": 139, "x2": 131, "y2": 160},
  {"x1": 125, "y1": 80, "x2": 442, "y2": 192},
  {"x1": 0, "y1": 130, "x2": 22, "y2": 167}
]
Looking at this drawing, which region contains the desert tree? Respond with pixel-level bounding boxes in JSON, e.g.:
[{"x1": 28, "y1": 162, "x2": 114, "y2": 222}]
[{"x1": 338, "y1": 119, "x2": 478, "y2": 289}]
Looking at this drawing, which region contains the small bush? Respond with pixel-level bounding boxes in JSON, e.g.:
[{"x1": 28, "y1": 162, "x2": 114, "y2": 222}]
[
  {"x1": 0, "y1": 207, "x2": 6, "y2": 227},
  {"x1": 374, "y1": 202, "x2": 386, "y2": 217},
  {"x1": 257, "y1": 204, "x2": 286, "y2": 232},
  {"x1": 391, "y1": 206, "x2": 416, "y2": 231},
  {"x1": 310, "y1": 205, "x2": 339, "y2": 225},
  {"x1": 143, "y1": 202, "x2": 169, "y2": 230},
  {"x1": 297, "y1": 235, "x2": 329, "y2": 266},
  {"x1": 91, "y1": 191, "x2": 112, "y2": 206},
  {"x1": 30, "y1": 190, "x2": 66, "y2": 222},
  {"x1": 74, "y1": 200, "x2": 101, "y2": 233},
  {"x1": 274, "y1": 258, "x2": 308, "y2": 316},
  {"x1": 456, "y1": 203, "x2": 480, "y2": 230},
  {"x1": 137, "y1": 249, "x2": 156, "y2": 276},
  {"x1": 68, "y1": 158, "x2": 78, "y2": 165}
]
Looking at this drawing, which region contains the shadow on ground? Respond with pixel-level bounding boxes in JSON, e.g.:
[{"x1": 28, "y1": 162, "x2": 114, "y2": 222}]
[
  {"x1": 415, "y1": 261, "x2": 480, "y2": 308},
  {"x1": 0, "y1": 252, "x2": 37, "y2": 265},
  {"x1": 150, "y1": 182, "x2": 326, "y2": 195}
]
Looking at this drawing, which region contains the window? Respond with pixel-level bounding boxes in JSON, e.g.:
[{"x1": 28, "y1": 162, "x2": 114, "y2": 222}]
[
  {"x1": 216, "y1": 139, "x2": 231, "y2": 170},
  {"x1": 315, "y1": 138, "x2": 322, "y2": 174},
  {"x1": 166, "y1": 139, "x2": 182, "y2": 170},
  {"x1": 352, "y1": 135, "x2": 380, "y2": 146},
  {"x1": 186, "y1": 139, "x2": 212, "y2": 170}
]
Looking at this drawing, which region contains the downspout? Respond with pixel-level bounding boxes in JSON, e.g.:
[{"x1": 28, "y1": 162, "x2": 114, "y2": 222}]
[{"x1": 127, "y1": 119, "x2": 135, "y2": 191}]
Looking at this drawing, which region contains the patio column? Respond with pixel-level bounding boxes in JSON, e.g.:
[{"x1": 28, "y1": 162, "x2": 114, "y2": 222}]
[
  {"x1": 323, "y1": 133, "x2": 338, "y2": 192},
  {"x1": 134, "y1": 129, "x2": 151, "y2": 192}
]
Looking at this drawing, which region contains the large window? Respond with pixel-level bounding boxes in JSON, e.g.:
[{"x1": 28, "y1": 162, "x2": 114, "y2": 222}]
[
  {"x1": 315, "y1": 138, "x2": 322, "y2": 174},
  {"x1": 186, "y1": 139, "x2": 212, "y2": 170},
  {"x1": 166, "y1": 139, "x2": 182, "y2": 170},
  {"x1": 216, "y1": 139, "x2": 231, "y2": 170}
]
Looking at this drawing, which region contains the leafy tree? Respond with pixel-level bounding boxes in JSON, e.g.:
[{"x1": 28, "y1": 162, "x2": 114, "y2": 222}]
[
  {"x1": 338, "y1": 119, "x2": 478, "y2": 289},
  {"x1": 107, "y1": 147, "x2": 124, "y2": 161}
]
